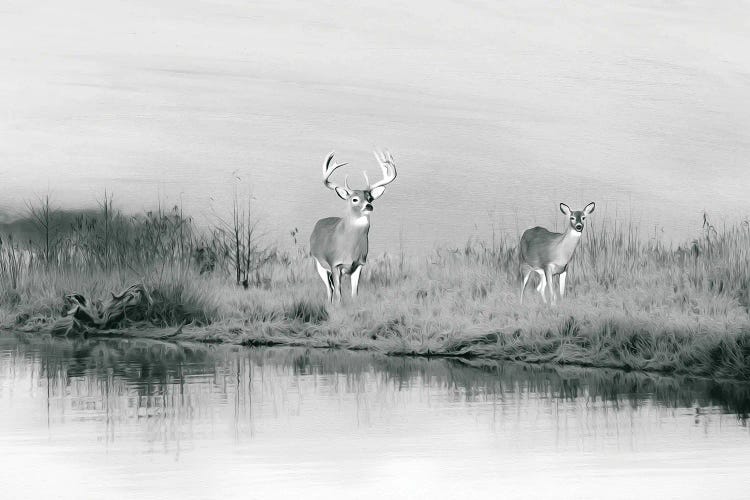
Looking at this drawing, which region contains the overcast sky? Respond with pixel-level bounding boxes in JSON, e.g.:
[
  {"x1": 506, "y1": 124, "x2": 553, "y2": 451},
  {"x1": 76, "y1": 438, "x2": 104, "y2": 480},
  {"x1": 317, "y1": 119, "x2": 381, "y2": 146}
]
[{"x1": 2, "y1": 0, "x2": 749, "y2": 251}]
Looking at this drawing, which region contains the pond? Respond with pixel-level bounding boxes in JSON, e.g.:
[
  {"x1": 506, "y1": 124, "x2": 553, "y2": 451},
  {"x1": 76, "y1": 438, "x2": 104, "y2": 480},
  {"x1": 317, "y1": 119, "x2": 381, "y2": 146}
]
[{"x1": 1, "y1": 334, "x2": 749, "y2": 499}]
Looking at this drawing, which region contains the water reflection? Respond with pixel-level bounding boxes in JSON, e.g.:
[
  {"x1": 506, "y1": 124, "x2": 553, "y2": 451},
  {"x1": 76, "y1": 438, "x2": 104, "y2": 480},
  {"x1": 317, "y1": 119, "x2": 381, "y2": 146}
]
[
  {"x1": 1, "y1": 334, "x2": 749, "y2": 499},
  {"x1": 5, "y1": 334, "x2": 749, "y2": 421}
]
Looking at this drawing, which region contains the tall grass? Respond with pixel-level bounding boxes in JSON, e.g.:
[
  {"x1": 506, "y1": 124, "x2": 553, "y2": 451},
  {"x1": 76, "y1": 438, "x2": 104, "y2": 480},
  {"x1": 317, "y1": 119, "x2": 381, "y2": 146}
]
[
  {"x1": 1, "y1": 196, "x2": 750, "y2": 380},
  {"x1": 0, "y1": 194, "x2": 277, "y2": 328}
]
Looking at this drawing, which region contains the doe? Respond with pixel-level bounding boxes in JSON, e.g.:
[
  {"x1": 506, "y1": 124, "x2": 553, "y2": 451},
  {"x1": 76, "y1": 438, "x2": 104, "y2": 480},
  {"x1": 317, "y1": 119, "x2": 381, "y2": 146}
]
[
  {"x1": 310, "y1": 151, "x2": 397, "y2": 303},
  {"x1": 519, "y1": 202, "x2": 595, "y2": 305}
]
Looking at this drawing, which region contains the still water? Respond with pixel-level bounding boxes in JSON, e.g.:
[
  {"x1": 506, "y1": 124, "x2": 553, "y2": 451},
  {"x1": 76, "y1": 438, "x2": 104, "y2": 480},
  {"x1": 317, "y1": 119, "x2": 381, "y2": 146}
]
[{"x1": 1, "y1": 334, "x2": 749, "y2": 499}]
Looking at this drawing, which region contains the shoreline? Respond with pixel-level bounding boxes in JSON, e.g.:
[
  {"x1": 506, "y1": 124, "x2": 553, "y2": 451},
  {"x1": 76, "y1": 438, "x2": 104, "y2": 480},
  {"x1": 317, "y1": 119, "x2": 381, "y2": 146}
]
[
  {"x1": 7, "y1": 328, "x2": 750, "y2": 395},
  {"x1": 6, "y1": 309, "x2": 750, "y2": 382}
]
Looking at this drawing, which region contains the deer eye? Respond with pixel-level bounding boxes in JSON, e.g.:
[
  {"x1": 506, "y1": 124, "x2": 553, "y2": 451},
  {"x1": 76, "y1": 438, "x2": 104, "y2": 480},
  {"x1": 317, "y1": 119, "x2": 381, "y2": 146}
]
[
  {"x1": 582, "y1": 216, "x2": 586, "y2": 220},
  {"x1": 570, "y1": 217, "x2": 575, "y2": 221},
  {"x1": 351, "y1": 198, "x2": 359, "y2": 203}
]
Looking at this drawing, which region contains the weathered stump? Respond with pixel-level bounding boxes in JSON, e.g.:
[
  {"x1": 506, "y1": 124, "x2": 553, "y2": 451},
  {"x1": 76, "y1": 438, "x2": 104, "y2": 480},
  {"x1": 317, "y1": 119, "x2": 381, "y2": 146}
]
[{"x1": 51, "y1": 283, "x2": 153, "y2": 336}]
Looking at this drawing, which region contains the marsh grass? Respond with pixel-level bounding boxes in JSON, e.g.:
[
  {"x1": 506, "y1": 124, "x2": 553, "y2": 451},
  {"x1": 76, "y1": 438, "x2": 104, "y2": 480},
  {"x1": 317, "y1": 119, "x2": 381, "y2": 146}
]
[{"x1": 1, "y1": 198, "x2": 750, "y2": 380}]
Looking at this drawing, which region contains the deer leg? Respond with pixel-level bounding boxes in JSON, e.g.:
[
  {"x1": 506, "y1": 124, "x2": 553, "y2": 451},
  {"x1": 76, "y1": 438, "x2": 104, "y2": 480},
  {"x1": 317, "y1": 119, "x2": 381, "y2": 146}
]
[
  {"x1": 331, "y1": 266, "x2": 343, "y2": 303},
  {"x1": 520, "y1": 267, "x2": 533, "y2": 304},
  {"x1": 559, "y1": 271, "x2": 567, "y2": 298},
  {"x1": 315, "y1": 259, "x2": 333, "y2": 303},
  {"x1": 545, "y1": 267, "x2": 556, "y2": 305},
  {"x1": 534, "y1": 269, "x2": 547, "y2": 304},
  {"x1": 350, "y1": 265, "x2": 362, "y2": 298}
]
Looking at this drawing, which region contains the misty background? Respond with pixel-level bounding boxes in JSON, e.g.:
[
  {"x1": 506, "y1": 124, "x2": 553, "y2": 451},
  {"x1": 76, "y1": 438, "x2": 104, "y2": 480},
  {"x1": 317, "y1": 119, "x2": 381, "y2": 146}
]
[{"x1": 1, "y1": 0, "x2": 749, "y2": 254}]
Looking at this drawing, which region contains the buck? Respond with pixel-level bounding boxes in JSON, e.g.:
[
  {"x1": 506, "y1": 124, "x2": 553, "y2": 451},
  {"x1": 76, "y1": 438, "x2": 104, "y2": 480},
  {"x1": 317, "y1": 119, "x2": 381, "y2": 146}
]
[
  {"x1": 310, "y1": 151, "x2": 397, "y2": 303},
  {"x1": 519, "y1": 202, "x2": 595, "y2": 305}
]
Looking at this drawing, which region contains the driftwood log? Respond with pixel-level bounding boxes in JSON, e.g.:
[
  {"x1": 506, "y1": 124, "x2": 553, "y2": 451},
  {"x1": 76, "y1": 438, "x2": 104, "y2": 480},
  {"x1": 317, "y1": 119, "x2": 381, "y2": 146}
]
[{"x1": 51, "y1": 283, "x2": 153, "y2": 336}]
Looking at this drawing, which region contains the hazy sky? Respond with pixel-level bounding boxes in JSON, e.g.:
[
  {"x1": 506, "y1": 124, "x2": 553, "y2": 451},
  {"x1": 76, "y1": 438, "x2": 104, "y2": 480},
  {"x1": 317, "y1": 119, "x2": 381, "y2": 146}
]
[{"x1": 2, "y1": 0, "x2": 749, "y2": 252}]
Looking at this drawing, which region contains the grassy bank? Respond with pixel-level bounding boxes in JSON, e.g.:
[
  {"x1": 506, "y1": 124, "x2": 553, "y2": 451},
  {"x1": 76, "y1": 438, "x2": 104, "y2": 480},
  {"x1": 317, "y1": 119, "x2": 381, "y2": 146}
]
[{"x1": 1, "y1": 197, "x2": 750, "y2": 380}]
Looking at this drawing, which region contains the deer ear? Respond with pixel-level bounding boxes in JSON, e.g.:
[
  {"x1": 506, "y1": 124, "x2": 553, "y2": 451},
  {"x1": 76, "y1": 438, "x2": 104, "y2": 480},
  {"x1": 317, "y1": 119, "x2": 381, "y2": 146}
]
[
  {"x1": 370, "y1": 186, "x2": 386, "y2": 200},
  {"x1": 334, "y1": 187, "x2": 349, "y2": 200},
  {"x1": 584, "y1": 202, "x2": 595, "y2": 215},
  {"x1": 559, "y1": 203, "x2": 571, "y2": 216}
]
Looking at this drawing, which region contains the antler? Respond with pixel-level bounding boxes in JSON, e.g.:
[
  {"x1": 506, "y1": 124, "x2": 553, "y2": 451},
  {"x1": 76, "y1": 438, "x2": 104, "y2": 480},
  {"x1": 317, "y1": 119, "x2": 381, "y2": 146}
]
[
  {"x1": 370, "y1": 150, "x2": 397, "y2": 190},
  {"x1": 322, "y1": 152, "x2": 349, "y2": 192}
]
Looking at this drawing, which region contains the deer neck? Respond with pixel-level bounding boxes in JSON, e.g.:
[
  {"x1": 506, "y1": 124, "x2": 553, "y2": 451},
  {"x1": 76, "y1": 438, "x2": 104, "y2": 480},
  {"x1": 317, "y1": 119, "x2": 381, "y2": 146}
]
[
  {"x1": 557, "y1": 226, "x2": 582, "y2": 261},
  {"x1": 343, "y1": 213, "x2": 370, "y2": 232}
]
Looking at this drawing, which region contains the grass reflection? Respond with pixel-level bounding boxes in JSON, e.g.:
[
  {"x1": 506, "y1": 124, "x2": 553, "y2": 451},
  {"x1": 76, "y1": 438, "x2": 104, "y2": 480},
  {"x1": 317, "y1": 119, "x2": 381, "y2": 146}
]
[{"x1": 2, "y1": 334, "x2": 749, "y2": 423}]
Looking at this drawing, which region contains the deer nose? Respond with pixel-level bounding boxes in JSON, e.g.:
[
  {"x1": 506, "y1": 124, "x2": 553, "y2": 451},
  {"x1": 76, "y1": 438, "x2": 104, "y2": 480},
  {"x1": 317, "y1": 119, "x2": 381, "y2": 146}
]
[{"x1": 575, "y1": 223, "x2": 583, "y2": 231}]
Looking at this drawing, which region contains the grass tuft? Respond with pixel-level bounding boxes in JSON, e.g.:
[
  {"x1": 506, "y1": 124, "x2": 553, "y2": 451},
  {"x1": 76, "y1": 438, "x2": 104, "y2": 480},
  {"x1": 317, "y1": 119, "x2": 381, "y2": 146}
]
[{"x1": 284, "y1": 299, "x2": 329, "y2": 324}]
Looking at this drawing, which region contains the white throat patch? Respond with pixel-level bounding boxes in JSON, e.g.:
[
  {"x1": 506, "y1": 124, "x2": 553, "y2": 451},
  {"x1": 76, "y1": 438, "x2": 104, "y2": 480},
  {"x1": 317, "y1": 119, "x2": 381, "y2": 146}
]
[{"x1": 352, "y1": 215, "x2": 370, "y2": 227}]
